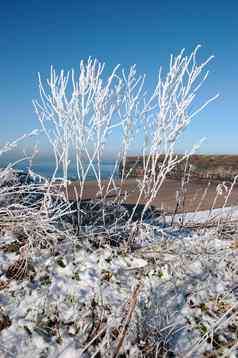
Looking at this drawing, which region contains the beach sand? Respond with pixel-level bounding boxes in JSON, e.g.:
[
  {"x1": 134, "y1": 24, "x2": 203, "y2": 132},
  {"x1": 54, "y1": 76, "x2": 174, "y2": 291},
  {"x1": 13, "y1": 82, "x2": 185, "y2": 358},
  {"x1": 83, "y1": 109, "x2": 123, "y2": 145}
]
[{"x1": 65, "y1": 178, "x2": 238, "y2": 213}]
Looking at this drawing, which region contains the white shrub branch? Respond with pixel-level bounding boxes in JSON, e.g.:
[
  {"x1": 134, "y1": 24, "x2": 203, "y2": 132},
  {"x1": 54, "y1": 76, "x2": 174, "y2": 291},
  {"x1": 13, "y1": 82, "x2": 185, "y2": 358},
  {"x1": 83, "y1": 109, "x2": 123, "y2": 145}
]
[{"x1": 33, "y1": 46, "x2": 218, "y2": 223}]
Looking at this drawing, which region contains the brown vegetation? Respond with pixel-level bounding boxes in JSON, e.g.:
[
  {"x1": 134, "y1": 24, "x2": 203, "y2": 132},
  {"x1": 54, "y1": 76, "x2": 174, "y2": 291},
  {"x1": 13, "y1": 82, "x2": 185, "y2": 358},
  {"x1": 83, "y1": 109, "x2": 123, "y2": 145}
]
[{"x1": 120, "y1": 155, "x2": 238, "y2": 181}]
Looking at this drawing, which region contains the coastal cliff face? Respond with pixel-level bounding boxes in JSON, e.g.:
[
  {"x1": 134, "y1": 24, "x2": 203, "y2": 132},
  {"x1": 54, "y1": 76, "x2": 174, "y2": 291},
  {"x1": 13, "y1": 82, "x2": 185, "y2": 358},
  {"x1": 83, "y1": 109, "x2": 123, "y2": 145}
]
[{"x1": 119, "y1": 155, "x2": 238, "y2": 181}]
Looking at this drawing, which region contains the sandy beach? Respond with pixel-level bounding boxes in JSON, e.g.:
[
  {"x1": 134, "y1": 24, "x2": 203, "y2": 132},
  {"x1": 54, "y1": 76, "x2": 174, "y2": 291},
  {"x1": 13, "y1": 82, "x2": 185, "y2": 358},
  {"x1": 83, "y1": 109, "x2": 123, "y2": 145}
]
[{"x1": 65, "y1": 178, "x2": 238, "y2": 213}]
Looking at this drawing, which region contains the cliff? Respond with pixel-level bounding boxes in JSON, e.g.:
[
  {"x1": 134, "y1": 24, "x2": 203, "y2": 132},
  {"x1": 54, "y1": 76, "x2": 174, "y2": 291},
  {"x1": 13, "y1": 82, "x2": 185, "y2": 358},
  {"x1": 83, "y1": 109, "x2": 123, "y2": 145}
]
[{"x1": 119, "y1": 154, "x2": 238, "y2": 181}]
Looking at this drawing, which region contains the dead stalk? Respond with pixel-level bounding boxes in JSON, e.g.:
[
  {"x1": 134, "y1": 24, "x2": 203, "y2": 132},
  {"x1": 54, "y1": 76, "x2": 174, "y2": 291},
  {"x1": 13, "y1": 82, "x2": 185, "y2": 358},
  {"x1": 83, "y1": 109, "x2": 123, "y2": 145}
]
[{"x1": 112, "y1": 281, "x2": 143, "y2": 358}]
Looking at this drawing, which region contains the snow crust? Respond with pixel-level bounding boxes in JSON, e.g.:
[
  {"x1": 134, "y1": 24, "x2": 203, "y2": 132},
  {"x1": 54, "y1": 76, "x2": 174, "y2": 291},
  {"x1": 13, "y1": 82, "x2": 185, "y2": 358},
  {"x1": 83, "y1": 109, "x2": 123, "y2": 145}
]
[{"x1": 0, "y1": 207, "x2": 238, "y2": 357}]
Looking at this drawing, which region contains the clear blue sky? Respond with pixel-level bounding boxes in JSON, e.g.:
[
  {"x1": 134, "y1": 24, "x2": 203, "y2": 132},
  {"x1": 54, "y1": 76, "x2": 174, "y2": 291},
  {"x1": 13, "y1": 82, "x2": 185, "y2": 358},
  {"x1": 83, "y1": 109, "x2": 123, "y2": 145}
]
[{"x1": 0, "y1": 0, "x2": 238, "y2": 158}]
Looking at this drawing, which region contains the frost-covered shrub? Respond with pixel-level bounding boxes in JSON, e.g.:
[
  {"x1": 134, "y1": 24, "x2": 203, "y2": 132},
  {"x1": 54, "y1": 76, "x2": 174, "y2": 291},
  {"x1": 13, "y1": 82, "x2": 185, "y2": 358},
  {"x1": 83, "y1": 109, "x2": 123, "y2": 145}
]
[{"x1": 34, "y1": 46, "x2": 217, "y2": 225}]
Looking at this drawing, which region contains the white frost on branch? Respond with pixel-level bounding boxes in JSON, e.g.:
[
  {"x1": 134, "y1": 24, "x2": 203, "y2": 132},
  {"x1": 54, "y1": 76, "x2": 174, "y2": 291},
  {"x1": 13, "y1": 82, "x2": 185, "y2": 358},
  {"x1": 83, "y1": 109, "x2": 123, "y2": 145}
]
[{"x1": 33, "y1": 46, "x2": 218, "y2": 221}]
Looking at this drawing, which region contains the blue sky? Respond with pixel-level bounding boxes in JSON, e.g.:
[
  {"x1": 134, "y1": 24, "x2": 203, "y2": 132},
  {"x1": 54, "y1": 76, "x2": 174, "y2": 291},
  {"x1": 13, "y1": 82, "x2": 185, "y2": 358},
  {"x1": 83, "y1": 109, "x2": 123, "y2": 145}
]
[{"x1": 0, "y1": 0, "x2": 238, "y2": 159}]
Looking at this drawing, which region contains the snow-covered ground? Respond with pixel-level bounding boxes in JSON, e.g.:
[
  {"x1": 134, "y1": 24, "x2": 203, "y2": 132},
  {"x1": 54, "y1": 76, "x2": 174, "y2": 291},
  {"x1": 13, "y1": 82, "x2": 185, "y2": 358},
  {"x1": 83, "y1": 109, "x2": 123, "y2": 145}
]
[
  {"x1": 0, "y1": 206, "x2": 238, "y2": 357},
  {"x1": 169, "y1": 205, "x2": 238, "y2": 225}
]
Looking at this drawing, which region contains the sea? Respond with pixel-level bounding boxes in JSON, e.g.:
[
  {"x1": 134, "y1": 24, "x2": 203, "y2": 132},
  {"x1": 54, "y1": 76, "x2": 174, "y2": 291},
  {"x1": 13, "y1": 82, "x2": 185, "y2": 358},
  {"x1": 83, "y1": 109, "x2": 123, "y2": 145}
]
[{"x1": 0, "y1": 160, "x2": 119, "y2": 181}]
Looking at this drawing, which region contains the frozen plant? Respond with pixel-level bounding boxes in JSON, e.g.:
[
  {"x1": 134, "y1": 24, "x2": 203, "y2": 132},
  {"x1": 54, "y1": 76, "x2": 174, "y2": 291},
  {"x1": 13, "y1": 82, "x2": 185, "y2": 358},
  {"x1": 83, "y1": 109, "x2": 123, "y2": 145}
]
[
  {"x1": 0, "y1": 135, "x2": 74, "y2": 268},
  {"x1": 34, "y1": 46, "x2": 217, "y2": 227}
]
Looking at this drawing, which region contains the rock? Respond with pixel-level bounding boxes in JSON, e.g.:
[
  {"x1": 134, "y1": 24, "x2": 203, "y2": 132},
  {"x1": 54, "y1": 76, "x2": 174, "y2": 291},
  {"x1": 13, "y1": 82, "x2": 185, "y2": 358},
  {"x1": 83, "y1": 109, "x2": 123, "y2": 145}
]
[
  {"x1": 121, "y1": 203, "x2": 160, "y2": 222},
  {"x1": 65, "y1": 200, "x2": 161, "y2": 228},
  {"x1": 66, "y1": 199, "x2": 129, "y2": 227},
  {"x1": 0, "y1": 169, "x2": 69, "y2": 217},
  {"x1": 0, "y1": 169, "x2": 46, "y2": 207},
  {"x1": 0, "y1": 169, "x2": 44, "y2": 188}
]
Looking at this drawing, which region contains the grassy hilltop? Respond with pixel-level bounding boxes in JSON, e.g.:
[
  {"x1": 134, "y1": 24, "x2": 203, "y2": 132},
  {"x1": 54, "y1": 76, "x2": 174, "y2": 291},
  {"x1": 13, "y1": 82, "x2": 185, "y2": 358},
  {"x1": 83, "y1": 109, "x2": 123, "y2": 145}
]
[{"x1": 120, "y1": 154, "x2": 238, "y2": 181}]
